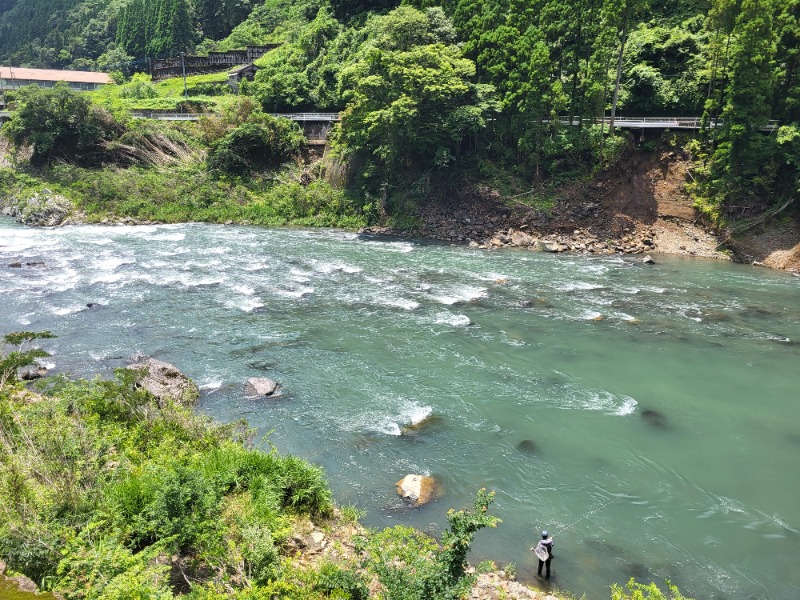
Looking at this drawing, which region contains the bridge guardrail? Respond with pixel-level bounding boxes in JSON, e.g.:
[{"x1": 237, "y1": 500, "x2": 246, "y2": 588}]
[{"x1": 129, "y1": 111, "x2": 341, "y2": 122}]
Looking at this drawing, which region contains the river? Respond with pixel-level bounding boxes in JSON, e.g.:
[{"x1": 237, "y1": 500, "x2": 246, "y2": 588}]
[{"x1": 1, "y1": 217, "x2": 798, "y2": 599}]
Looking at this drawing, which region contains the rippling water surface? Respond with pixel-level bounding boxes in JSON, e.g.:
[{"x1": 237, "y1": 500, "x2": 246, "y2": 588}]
[{"x1": 2, "y1": 218, "x2": 799, "y2": 599}]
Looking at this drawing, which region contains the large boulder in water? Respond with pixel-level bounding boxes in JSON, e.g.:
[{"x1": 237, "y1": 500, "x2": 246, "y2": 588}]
[
  {"x1": 127, "y1": 357, "x2": 199, "y2": 406},
  {"x1": 245, "y1": 377, "x2": 280, "y2": 397},
  {"x1": 395, "y1": 474, "x2": 443, "y2": 506}
]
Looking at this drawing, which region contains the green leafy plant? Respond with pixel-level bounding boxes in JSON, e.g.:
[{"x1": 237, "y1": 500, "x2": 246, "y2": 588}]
[
  {"x1": 0, "y1": 331, "x2": 55, "y2": 388},
  {"x1": 610, "y1": 579, "x2": 695, "y2": 600}
]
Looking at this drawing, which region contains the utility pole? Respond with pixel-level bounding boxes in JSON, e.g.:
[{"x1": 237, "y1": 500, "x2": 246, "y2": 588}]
[{"x1": 180, "y1": 52, "x2": 187, "y2": 99}]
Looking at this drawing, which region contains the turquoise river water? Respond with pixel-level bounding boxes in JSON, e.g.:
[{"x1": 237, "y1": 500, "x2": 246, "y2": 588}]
[{"x1": 1, "y1": 217, "x2": 798, "y2": 599}]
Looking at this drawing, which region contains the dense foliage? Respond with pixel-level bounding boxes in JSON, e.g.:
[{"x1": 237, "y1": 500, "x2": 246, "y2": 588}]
[
  {"x1": 1, "y1": 83, "x2": 121, "y2": 166},
  {"x1": 1, "y1": 0, "x2": 798, "y2": 223},
  {"x1": 206, "y1": 117, "x2": 305, "y2": 176}
]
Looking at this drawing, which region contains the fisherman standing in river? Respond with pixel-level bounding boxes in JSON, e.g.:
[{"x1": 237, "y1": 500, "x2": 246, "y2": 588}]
[{"x1": 532, "y1": 530, "x2": 554, "y2": 578}]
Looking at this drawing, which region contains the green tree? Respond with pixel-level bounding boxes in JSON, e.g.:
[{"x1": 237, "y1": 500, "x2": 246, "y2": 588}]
[
  {"x1": 1, "y1": 83, "x2": 120, "y2": 166},
  {"x1": 336, "y1": 7, "x2": 497, "y2": 190}
]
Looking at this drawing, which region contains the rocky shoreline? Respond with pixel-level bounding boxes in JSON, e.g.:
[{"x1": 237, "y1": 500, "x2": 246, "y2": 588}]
[
  {"x1": 3, "y1": 181, "x2": 798, "y2": 271},
  {"x1": 361, "y1": 185, "x2": 732, "y2": 263}
]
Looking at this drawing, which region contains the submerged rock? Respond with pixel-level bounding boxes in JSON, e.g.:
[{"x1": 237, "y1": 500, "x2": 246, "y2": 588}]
[
  {"x1": 127, "y1": 356, "x2": 199, "y2": 406},
  {"x1": 516, "y1": 439, "x2": 538, "y2": 454},
  {"x1": 396, "y1": 474, "x2": 443, "y2": 506},
  {"x1": 245, "y1": 377, "x2": 280, "y2": 397},
  {"x1": 641, "y1": 409, "x2": 668, "y2": 428}
]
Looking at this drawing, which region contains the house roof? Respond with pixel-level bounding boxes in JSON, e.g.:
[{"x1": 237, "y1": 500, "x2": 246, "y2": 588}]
[{"x1": 0, "y1": 67, "x2": 112, "y2": 84}]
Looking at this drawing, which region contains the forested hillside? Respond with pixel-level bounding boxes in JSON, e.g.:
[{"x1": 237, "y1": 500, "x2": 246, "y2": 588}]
[{"x1": 1, "y1": 0, "x2": 798, "y2": 226}]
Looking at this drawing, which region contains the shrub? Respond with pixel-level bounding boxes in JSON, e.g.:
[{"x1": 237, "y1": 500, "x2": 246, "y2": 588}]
[
  {"x1": 611, "y1": 579, "x2": 695, "y2": 600},
  {"x1": 207, "y1": 118, "x2": 305, "y2": 176}
]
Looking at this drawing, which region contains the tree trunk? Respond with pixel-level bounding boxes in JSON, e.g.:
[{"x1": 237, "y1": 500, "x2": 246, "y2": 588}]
[{"x1": 609, "y1": 18, "x2": 629, "y2": 134}]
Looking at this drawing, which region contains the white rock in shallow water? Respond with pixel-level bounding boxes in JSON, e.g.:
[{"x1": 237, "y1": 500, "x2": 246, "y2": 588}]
[
  {"x1": 245, "y1": 377, "x2": 279, "y2": 397},
  {"x1": 396, "y1": 474, "x2": 443, "y2": 506},
  {"x1": 642, "y1": 255, "x2": 656, "y2": 264}
]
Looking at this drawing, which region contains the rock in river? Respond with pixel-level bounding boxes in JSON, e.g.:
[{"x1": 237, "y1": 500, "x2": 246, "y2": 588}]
[
  {"x1": 127, "y1": 356, "x2": 199, "y2": 406},
  {"x1": 245, "y1": 377, "x2": 280, "y2": 397},
  {"x1": 396, "y1": 474, "x2": 443, "y2": 506},
  {"x1": 641, "y1": 409, "x2": 668, "y2": 428}
]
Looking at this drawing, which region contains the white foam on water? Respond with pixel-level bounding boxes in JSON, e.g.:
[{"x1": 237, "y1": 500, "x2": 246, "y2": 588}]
[
  {"x1": 230, "y1": 283, "x2": 255, "y2": 296},
  {"x1": 348, "y1": 399, "x2": 433, "y2": 436},
  {"x1": 148, "y1": 232, "x2": 186, "y2": 241},
  {"x1": 51, "y1": 304, "x2": 87, "y2": 316},
  {"x1": 290, "y1": 268, "x2": 313, "y2": 283},
  {"x1": 241, "y1": 261, "x2": 269, "y2": 271},
  {"x1": 401, "y1": 402, "x2": 433, "y2": 426},
  {"x1": 112, "y1": 225, "x2": 158, "y2": 235},
  {"x1": 96, "y1": 256, "x2": 135, "y2": 271},
  {"x1": 550, "y1": 386, "x2": 638, "y2": 415},
  {"x1": 554, "y1": 281, "x2": 605, "y2": 292},
  {"x1": 91, "y1": 272, "x2": 124, "y2": 284},
  {"x1": 46, "y1": 269, "x2": 81, "y2": 292},
  {"x1": 364, "y1": 275, "x2": 393, "y2": 284},
  {"x1": 157, "y1": 247, "x2": 191, "y2": 256},
  {"x1": 376, "y1": 296, "x2": 420, "y2": 310},
  {"x1": 613, "y1": 396, "x2": 639, "y2": 416},
  {"x1": 200, "y1": 380, "x2": 223, "y2": 391},
  {"x1": 276, "y1": 286, "x2": 314, "y2": 299},
  {"x1": 431, "y1": 285, "x2": 487, "y2": 305},
  {"x1": 86, "y1": 238, "x2": 114, "y2": 246},
  {"x1": 312, "y1": 260, "x2": 362, "y2": 274},
  {"x1": 1, "y1": 236, "x2": 58, "y2": 253},
  {"x1": 361, "y1": 239, "x2": 415, "y2": 253},
  {"x1": 225, "y1": 295, "x2": 264, "y2": 313},
  {"x1": 434, "y1": 311, "x2": 471, "y2": 327}
]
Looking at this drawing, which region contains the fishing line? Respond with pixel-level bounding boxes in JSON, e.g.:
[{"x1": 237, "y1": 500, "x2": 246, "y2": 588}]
[{"x1": 546, "y1": 448, "x2": 706, "y2": 540}]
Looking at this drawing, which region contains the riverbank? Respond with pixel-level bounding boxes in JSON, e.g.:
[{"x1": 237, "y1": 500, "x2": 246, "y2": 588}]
[{"x1": 2, "y1": 139, "x2": 798, "y2": 272}]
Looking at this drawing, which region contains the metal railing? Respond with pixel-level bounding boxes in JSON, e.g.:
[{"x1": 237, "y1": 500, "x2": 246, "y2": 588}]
[
  {"x1": 555, "y1": 116, "x2": 779, "y2": 131},
  {"x1": 129, "y1": 111, "x2": 341, "y2": 122}
]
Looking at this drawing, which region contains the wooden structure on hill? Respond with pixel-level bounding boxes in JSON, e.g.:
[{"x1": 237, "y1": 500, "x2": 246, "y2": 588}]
[{"x1": 151, "y1": 46, "x2": 276, "y2": 81}]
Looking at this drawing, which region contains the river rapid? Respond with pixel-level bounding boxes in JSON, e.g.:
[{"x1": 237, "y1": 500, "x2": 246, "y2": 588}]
[{"x1": 1, "y1": 217, "x2": 799, "y2": 599}]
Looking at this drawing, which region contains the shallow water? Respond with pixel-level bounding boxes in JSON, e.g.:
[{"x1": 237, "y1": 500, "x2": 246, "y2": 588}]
[{"x1": 1, "y1": 218, "x2": 799, "y2": 599}]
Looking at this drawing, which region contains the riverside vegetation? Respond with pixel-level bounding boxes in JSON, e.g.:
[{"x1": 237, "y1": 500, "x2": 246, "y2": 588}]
[{"x1": 0, "y1": 0, "x2": 798, "y2": 238}]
